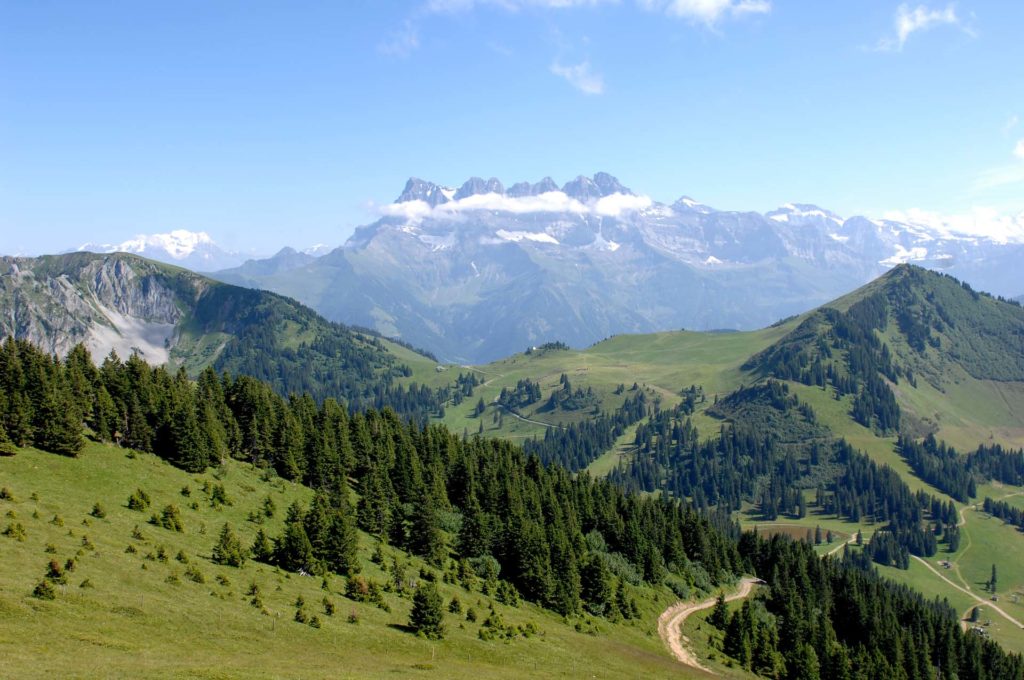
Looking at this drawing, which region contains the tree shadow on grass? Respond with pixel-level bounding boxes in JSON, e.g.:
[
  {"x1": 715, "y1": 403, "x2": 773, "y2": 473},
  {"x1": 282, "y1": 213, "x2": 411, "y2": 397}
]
[{"x1": 387, "y1": 623, "x2": 417, "y2": 635}]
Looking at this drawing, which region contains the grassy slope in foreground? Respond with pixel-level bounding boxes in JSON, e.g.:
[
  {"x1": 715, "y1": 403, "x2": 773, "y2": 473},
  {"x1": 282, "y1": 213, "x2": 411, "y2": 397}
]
[{"x1": 0, "y1": 443, "x2": 709, "y2": 680}]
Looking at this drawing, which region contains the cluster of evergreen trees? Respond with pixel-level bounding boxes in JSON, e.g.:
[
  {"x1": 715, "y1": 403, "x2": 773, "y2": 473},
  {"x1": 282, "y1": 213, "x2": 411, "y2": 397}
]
[
  {"x1": 900, "y1": 434, "x2": 1024, "y2": 503},
  {"x1": 982, "y1": 497, "x2": 1024, "y2": 531},
  {"x1": 541, "y1": 374, "x2": 599, "y2": 413},
  {"x1": 496, "y1": 379, "x2": 542, "y2": 410},
  {"x1": 523, "y1": 391, "x2": 648, "y2": 472},
  {"x1": 738, "y1": 533, "x2": 1024, "y2": 679},
  {"x1": 606, "y1": 381, "x2": 948, "y2": 565},
  {"x1": 0, "y1": 337, "x2": 738, "y2": 618},
  {"x1": 747, "y1": 293, "x2": 902, "y2": 433}
]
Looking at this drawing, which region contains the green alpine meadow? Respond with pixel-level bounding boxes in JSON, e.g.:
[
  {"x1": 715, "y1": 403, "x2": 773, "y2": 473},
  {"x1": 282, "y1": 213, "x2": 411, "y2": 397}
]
[{"x1": 5, "y1": 3, "x2": 1024, "y2": 677}]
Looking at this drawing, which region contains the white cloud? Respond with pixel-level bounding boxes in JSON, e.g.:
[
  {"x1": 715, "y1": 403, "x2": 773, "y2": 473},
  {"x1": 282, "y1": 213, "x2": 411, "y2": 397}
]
[
  {"x1": 550, "y1": 60, "x2": 605, "y2": 94},
  {"x1": 1015, "y1": 139, "x2": 1024, "y2": 161},
  {"x1": 382, "y1": 190, "x2": 654, "y2": 223},
  {"x1": 882, "y1": 207, "x2": 1024, "y2": 244},
  {"x1": 1003, "y1": 115, "x2": 1019, "y2": 135},
  {"x1": 594, "y1": 193, "x2": 653, "y2": 216},
  {"x1": 638, "y1": 0, "x2": 769, "y2": 24},
  {"x1": 875, "y1": 3, "x2": 960, "y2": 51}
]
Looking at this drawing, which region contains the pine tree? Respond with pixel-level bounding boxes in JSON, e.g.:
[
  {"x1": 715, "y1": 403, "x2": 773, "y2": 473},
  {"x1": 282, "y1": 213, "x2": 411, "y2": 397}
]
[
  {"x1": 409, "y1": 581, "x2": 445, "y2": 640},
  {"x1": 212, "y1": 523, "x2": 246, "y2": 567},
  {"x1": 580, "y1": 554, "x2": 612, "y2": 616},
  {"x1": 250, "y1": 528, "x2": 274, "y2": 562},
  {"x1": 709, "y1": 593, "x2": 729, "y2": 629},
  {"x1": 409, "y1": 491, "x2": 446, "y2": 567},
  {"x1": 34, "y1": 388, "x2": 83, "y2": 457},
  {"x1": 323, "y1": 508, "x2": 360, "y2": 576},
  {"x1": 276, "y1": 504, "x2": 315, "y2": 573}
]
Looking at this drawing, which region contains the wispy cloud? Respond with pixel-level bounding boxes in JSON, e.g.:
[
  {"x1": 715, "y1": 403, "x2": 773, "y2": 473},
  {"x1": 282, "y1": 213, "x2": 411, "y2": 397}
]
[
  {"x1": 1004, "y1": 115, "x2": 1020, "y2": 135},
  {"x1": 378, "y1": 20, "x2": 420, "y2": 57},
  {"x1": 550, "y1": 60, "x2": 605, "y2": 94},
  {"x1": 1014, "y1": 140, "x2": 1024, "y2": 161},
  {"x1": 874, "y1": 3, "x2": 962, "y2": 51},
  {"x1": 639, "y1": 0, "x2": 770, "y2": 25},
  {"x1": 426, "y1": 0, "x2": 612, "y2": 11}
]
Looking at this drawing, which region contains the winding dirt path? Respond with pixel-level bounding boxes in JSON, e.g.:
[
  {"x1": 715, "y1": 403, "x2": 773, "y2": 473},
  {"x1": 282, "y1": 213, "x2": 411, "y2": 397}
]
[
  {"x1": 657, "y1": 577, "x2": 759, "y2": 676},
  {"x1": 911, "y1": 555, "x2": 1024, "y2": 629}
]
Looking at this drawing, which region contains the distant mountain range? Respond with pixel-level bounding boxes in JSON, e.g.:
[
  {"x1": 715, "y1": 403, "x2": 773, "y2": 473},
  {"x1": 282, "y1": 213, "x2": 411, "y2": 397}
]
[
  {"x1": 76, "y1": 230, "x2": 249, "y2": 272},
  {"x1": 208, "y1": 173, "x2": 1024, "y2": 363}
]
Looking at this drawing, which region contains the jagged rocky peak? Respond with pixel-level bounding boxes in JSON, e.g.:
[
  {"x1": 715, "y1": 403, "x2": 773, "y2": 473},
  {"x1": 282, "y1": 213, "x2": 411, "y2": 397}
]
[
  {"x1": 396, "y1": 177, "x2": 452, "y2": 206},
  {"x1": 593, "y1": 172, "x2": 632, "y2": 196},
  {"x1": 562, "y1": 173, "x2": 631, "y2": 200},
  {"x1": 454, "y1": 177, "x2": 505, "y2": 200},
  {"x1": 507, "y1": 176, "x2": 559, "y2": 197}
]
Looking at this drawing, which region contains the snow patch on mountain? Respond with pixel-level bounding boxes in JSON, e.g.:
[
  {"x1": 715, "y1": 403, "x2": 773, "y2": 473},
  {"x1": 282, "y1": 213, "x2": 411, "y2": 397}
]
[
  {"x1": 493, "y1": 230, "x2": 560, "y2": 245},
  {"x1": 880, "y1": 245, "x2": 929, "y2": 266}
]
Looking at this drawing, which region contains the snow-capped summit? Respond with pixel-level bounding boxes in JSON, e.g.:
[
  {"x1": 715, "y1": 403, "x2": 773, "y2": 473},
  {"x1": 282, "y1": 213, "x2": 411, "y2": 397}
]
[
  {"x1": 77, "y1": 229, "x2": 246, "y2": 271},
  {"x1": 766, "y1": 203, "x2": 844, "y2": 225}
]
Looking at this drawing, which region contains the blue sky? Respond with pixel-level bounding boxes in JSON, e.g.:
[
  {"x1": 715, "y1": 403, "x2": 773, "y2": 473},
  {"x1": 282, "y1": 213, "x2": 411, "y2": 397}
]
[{"x1": 2, "y1": 1, "x2": 1022, "y2": 255}]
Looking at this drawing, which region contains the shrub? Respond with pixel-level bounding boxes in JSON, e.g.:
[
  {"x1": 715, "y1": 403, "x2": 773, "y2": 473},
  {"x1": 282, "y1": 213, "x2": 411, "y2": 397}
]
[
  {"x1": 185, "y1": 565, "x2": 206, "y2": 584},
  {"x1": 210, "y1": 484, "x2": 231, "y2": 508},
  {"x1": 90, "y1": 503, "x2": 106, "y2": 519},
  {"x1": 32, "y1": 580, "x2": 56, "y2": 600},
  {"x1": 3, "y1": 522, "x2": 27, "y2": 541},
  {"x1": 127, "y1": 489, "x2": 151, "y2": 511},
  {"x1": 150, "y1": 505, "x2": 184, "y2": 533}
]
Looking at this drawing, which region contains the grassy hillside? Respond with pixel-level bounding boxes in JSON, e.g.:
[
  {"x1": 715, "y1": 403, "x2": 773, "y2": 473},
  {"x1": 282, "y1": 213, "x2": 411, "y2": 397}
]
[
  {"x1": 416, "y1": 324, "x2": 798, "y2": 443},
  {"x1": 402, "y1": 265, "x2": 1024, "y2": 659},
  {"x1": 1, "y1": 253, "x2": 454, "y2": 419},
  {"x1": 0, "y1": 443, "x2": 709, "y2": 679}
]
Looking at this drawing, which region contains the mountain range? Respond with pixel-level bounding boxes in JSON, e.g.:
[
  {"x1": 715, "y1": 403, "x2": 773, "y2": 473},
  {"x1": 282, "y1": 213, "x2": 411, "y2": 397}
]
[{"x1": 208, "y1": 173, "x2": 1024, "y2": 363}]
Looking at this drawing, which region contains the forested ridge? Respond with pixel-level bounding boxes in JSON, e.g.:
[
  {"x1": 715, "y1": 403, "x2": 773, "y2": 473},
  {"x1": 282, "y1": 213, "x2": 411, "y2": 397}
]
[{"x1": 2, "y1": 335, "x2": 1023, "y2": 678}]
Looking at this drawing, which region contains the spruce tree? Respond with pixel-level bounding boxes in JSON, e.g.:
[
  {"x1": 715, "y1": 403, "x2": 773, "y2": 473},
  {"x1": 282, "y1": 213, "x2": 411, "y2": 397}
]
[
  {"x1": 323, "y1": 509, "x2": 360, "y2": 576},
  {"x1": 409, "y1": 581, "x2": 445, "y2": 640},
  {"x1": 709, "y1": 593, "x2": 729, "y2": 629},
  {"x1": 580, "y1": 554, "x2": 612, "y2": 616},
  {"x1": 212, "y1": 523, "x2": 246, "y2": 567},
  {"x1": 409, "y1": 491, "x2": 446, "y2": 567}
]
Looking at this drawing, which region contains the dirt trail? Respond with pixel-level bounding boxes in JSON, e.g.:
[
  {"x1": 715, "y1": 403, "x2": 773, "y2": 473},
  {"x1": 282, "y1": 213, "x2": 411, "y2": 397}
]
[
  {"x1": 491, "y1": 400, "x2": 566, "y2": 430},
  {"x1": 911, "y1": 555, "x2": 1024, "y2": 629},
  {"x1": 825, "y1": 534, "x2": 858, "y2": 557},
  {"x1": 657, "y1": 577, "x2": 759, "y2": 676}
]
